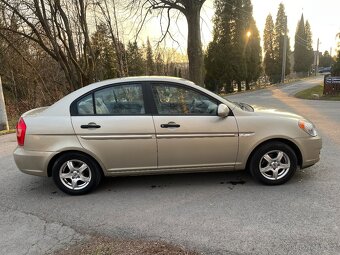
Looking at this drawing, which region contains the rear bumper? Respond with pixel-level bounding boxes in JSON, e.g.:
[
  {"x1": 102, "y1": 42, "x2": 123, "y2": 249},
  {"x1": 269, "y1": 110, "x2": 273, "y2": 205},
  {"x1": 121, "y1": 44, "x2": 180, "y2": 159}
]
[
  {"x1": 13, "y1": 147, "x2": 55, "y2": 176},
  {"x1": 294, "y1": 135, "x2": 322, "y2": 169}
]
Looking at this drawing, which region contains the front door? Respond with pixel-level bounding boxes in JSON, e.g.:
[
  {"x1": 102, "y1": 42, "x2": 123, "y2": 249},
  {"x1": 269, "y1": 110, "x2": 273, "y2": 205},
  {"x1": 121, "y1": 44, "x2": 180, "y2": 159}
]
[
  {"x1": 71, "y1": 83, "x2": 157, "y2": 172},
  {"x1": 150, "y1": 83, "x2": 239, "y2": 170}
]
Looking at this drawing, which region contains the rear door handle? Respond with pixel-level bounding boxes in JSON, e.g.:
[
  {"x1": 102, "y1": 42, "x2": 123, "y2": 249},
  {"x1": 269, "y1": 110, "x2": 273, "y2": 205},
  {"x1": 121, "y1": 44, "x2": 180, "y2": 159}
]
[
  {"x1": 161, "y1": 122, "x2": 180, "y2": 128},
  {"x1": 81, "y1": 122, "x2": 101, "y2": 129}
]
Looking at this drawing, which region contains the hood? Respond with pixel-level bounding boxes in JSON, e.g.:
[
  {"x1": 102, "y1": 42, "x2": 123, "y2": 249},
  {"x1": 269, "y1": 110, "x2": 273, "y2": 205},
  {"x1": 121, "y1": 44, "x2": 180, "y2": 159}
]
[{"x1": 252, "y1": 106, "x2": 305, "y2": 120}]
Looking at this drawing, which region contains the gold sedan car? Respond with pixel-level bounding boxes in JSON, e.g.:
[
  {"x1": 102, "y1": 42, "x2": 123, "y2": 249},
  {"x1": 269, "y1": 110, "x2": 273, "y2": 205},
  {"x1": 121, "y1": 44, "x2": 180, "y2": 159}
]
[{"x1": 14, "y1": 77, "x2": 322, "y2": 195}]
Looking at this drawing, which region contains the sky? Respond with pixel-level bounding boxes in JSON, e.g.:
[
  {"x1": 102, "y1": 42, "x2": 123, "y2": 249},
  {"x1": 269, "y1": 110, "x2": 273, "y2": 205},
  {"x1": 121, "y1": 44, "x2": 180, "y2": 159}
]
[{"x1": 133, "y1": 0, "x2": 340, "y2": 57}]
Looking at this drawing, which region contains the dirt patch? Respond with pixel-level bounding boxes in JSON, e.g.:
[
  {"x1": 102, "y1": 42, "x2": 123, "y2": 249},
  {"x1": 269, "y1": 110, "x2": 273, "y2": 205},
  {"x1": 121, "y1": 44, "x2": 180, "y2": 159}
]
[{"x1": 54, "y1": 236, "x2": 200, "y2": 255}]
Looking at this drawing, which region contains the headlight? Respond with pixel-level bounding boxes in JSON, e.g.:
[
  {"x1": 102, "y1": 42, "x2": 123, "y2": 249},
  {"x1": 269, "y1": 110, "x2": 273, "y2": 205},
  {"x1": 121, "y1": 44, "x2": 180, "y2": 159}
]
[{"x1": 298, "y1": 120, "x2": 318, "y2": 137}]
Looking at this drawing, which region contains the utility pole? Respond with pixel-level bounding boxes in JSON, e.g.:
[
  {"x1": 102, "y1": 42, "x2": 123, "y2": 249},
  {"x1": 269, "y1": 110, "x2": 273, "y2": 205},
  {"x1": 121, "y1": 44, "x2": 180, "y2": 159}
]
[
  {"x1": 315, "y1": 38, "x2": 319, "y2": 76},
  {"x1": 0, "y1": 76, "x2": 9, "y2": 131},
  {"x1": 281, "y1": 15, "x2": 287, "y2": 84}
]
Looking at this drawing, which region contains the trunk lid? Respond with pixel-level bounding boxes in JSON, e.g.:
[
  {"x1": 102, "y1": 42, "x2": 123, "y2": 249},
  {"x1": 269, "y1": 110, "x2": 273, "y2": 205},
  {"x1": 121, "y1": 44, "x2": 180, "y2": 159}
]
[{"x1": 22, "y1": 107, "x2": 49, "y2": 117}]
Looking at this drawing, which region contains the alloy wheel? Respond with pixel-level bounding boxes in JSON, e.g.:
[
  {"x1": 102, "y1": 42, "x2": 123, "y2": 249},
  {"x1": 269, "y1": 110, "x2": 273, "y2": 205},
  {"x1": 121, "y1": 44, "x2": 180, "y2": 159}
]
[{"x1": 59, "y1": 160, "x2": 92, "y2": 190}]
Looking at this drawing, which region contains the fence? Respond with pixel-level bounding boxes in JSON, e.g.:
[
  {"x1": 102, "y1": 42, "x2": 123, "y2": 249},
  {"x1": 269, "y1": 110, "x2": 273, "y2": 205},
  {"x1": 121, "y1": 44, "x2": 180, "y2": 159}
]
[{"x1": 324, "y1": 75, "x2": 340, "y2": 95}]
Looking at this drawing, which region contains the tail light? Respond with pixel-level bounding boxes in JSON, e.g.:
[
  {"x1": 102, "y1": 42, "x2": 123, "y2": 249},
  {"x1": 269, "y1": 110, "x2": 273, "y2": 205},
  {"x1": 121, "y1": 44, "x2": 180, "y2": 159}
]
[{"x1": 16, "y1": 117, "x2": 27, "y2": 146}]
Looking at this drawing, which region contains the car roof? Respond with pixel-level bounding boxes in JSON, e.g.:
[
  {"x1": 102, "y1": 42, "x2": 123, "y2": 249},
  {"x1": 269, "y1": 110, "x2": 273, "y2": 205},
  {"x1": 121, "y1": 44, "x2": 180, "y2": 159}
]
[
  {"x1": 41, "y1": 76, "x2": 193, "y2": 116},
  {"x1": 77, "y1": 76, "x2": 196, "y2": 98},
  {"x1": 87, "y1": 76, "x2": 194, "y2": 88},
  {"x1": 41, "y1": 76, "x2": 236, "y2": 116}
]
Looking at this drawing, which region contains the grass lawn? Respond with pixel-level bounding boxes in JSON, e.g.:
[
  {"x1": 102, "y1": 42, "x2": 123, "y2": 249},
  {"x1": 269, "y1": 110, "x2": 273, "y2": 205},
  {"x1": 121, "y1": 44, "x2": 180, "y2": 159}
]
[
  {"x1": 295, "y1": 84, "x2": 340, "y2": 101},
  {"x1": 0, "y1": 129, "x2": 15, "y2": 136},
  {"x1": 0, "y1": 116, "x2": 18, "y2": 135}
]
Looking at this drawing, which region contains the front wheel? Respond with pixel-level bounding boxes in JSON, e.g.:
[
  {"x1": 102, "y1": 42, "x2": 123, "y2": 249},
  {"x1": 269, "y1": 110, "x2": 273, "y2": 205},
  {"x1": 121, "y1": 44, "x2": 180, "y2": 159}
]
[
  {"x1": 249, "y1": 142, "x2": 298, "y2": 185},
  {"x1": 52, "y1": 152, "x2": 102, "y2": 195}
]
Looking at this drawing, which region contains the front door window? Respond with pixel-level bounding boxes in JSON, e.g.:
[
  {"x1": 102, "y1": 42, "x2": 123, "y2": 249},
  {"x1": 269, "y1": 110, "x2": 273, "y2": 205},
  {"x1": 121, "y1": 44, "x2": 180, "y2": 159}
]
[{"x1": 152, "y1": 85, "x2": 218, "y2": 115}]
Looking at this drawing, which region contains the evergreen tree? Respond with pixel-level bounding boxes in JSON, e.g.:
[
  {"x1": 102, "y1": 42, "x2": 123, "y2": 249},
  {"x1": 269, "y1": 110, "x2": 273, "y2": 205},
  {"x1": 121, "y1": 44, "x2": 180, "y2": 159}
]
[
  {"x1": 294, "y1": 14, "x2": 308, "y2": 73},
  {"x1": 319, "y1": 51, "x2": 334, "y2": 67},
  {"x1": 205, "y1": 0, "x2": 262, "y2": 92},
  {"x1": 305, "y1": 20, "x2": 314, "y2": 71},
  {"x1": 126, "y1": 41, "x2": 144, "y2": 76},
  {"x1": 155, "y1": 53, "x2": 164, "y2": 75},
  {"x1": 294, "y1": 16, "x2": 313, "y2": 74},
  {"x1": 146, "y1": 38, "x2": 155, "y2": 75},
  {"x1": 273, "y1": 3, "x2": 291, "y2": 82},
  {"x1": 243, "y1": 0, "x2": 262, "y2": 90},
  {"x1": 205, "y1": 0, "x2": 234, "y2": 92},
  {"x1": 263, "y1": 14, "x2": 277, "y2": 82},
  {"x1": 91, "y1": 23, "x2": 117, "y2": 80},
  {"x1": 230, "y1": 0, "x2": 246, "y2": 92}
]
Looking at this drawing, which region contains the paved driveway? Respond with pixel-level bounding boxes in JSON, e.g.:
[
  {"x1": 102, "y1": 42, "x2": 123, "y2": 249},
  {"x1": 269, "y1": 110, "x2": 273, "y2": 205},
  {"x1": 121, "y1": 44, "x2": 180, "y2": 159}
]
[{"x1": 0, "y1": 77, "x2": 339, "y2": 255}]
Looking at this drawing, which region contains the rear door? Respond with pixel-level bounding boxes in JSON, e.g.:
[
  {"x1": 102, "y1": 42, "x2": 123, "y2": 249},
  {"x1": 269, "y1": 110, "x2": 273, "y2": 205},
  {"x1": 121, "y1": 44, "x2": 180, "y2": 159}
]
[
  {"x1": 150, "y1": 82, "x2": 239, "y2": 170},
  {"x1": 71, "y1": 82, "x2": 157, "y2": 173}
]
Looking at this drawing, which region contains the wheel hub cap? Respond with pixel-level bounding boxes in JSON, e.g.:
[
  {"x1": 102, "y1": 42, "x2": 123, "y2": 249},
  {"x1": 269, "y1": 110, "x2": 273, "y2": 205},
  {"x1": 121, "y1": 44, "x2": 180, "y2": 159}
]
[
  {"x1": 271, "y1": 162, "x2": 279, "y2": 168},
  {"x1": 259, "y1": 150, "x2": 291, "y2": 181}
]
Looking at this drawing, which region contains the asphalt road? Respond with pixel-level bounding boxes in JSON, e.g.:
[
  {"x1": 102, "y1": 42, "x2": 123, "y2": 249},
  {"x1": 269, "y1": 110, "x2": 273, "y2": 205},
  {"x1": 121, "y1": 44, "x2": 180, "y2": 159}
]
[{"x1": 1, "y1": 77, "x2": 339, "y2": 255}]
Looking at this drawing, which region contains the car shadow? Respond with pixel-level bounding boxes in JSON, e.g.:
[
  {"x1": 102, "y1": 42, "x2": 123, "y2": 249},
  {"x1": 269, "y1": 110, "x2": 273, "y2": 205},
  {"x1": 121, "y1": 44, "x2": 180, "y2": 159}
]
[
  {"x1": 96, "y1": 170, "x2": 253, "y2": 193},
  {"x1": 17, "y1": 167, "x2": 316, "y2": 198}
]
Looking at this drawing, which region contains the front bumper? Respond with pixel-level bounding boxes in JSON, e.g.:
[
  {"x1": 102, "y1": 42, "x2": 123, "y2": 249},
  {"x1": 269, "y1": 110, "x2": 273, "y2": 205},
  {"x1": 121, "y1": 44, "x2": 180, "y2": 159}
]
[
  {"x1": 13, "y1": 147, "x2": 55, "y2": 176},
  {"x1": 294, "y1": 135, "x2": 322, "y2": 169}
]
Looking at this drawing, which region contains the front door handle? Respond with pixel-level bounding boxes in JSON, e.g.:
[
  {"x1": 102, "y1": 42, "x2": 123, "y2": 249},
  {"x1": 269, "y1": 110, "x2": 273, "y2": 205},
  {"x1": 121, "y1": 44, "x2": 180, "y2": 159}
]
[
  {"x1": 81, "y1": 122, "x2": 101, "y2": 129},
  {"x1": 161, "y1": 122, "x2": 180, "y2": 128}
]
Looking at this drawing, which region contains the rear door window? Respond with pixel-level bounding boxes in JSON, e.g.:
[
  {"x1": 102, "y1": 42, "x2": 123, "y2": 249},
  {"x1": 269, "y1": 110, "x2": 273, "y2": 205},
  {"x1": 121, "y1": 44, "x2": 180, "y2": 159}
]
[{"x1": 94, "y1": 84, "x2": 145, "y2": 115}]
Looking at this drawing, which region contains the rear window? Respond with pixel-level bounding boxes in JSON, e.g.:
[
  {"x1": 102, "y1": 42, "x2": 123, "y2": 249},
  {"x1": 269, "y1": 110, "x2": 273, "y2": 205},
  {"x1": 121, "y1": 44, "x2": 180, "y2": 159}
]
[
  {"x1": 77, "y1": 94, "x2": 94, "y2": 115},
  {"x1": 75, "y1": 84, "x2": 145, "y2": 115}
]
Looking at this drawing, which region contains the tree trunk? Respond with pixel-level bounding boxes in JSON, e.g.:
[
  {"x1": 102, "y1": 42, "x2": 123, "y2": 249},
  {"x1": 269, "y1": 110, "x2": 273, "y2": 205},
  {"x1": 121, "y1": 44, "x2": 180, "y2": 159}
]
[
  {"x1": 185, "y1": 6, "x2": 204, "y2": 86},
  {"x1": 237, "y1": 81, "x2": 242, "y2": 92},
  {"x1": 246, "y1": 80, "x2": 250, "y2": 90}
]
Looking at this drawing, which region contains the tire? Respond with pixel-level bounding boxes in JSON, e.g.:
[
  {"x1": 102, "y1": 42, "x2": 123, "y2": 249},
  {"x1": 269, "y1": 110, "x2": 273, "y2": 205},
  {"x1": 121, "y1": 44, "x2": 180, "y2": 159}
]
[
  {"x1": 249, "y1": 142, "x2": 298, "y2": 185},
  {"x1": 52, "y1": 152, "x2": 102, "y2": 195}
]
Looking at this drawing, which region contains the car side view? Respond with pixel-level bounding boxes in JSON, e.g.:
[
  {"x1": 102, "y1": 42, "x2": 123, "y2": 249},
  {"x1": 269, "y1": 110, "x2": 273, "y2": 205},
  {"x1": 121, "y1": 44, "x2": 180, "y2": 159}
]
[{"x1": 14, "y1": 77, "x2": 322, "y2": 195}]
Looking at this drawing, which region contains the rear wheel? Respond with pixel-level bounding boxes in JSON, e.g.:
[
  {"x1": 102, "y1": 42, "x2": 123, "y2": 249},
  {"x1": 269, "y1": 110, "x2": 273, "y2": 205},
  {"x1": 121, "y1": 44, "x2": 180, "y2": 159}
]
[
  {"x1": 249, "y1": 142, "x2": 298, "y2": 185},
  {"x1": 52, "y1": 152, "x2": 102, "y2": 195}
]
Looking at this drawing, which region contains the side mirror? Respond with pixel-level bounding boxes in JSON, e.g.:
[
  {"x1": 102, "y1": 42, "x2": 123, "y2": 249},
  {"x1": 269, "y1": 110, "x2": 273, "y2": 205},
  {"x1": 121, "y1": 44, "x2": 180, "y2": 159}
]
[{"x1": 217, "y1": 104, "x2": 230, "y2": 118}]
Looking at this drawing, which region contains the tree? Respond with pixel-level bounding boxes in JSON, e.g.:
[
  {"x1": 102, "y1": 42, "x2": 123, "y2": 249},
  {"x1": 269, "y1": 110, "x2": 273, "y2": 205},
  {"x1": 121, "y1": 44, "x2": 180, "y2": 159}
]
[
  {"x1": 243, "y1": 0, "x2": 262, "y2": 90},
  {"x1": 155, "y1": 53, "x2": 165, "y2": 75},
  {"x1": 332, "y1": 33, "x2": 340, "y2": 76},
  {"x1": 205, "y1": 0, "x2": 261, "y2": 92},
  {"x1": 319, "y1": 51, "x2": 334, "y2": 67},
  {"x1": 332, "y1": 51, "x2": 340, "y2": 76},
  {"x1": 128, "y1": 0, "x2": 206, "y2": 86},
  {"x1": 230, "y1": 0, "x2": 246, "y2": 92},
  {"x1": 126, "y1": 41, "x2": 144, "y2": 76},
  {"x1": 273, "y1": 3, "x2": 290, "y2": 82},
  {"x1": 294, "y1": 14, "x2": 313, "y2": 74},
  {"x1": 91, "y1": 24, "x2": 118, "y2": 81},
  {"x1": 263, "y1": 14, "x2": 277, "y2": 82},
  {"x1": 205, "y1": 0, "x2": 234, "y2": 93},
  {"x1": 305, "y1": 21, "x2": 314, "y2": 70},
  {"x1": 146, "y1": 38, "x2": 155, "y2": 75},
  {"x1": 0, "y1": 0, "x2": 97, "y2": 90},
  {"x1": 0, "y1": 9, "x2": 64, "y2": 110},
  {"x1": 95, "y1": 0, "x2": 127, "y2": 77},
  {"x1": 294, "y1": 14, "x2": 307, "y2": 73}
]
